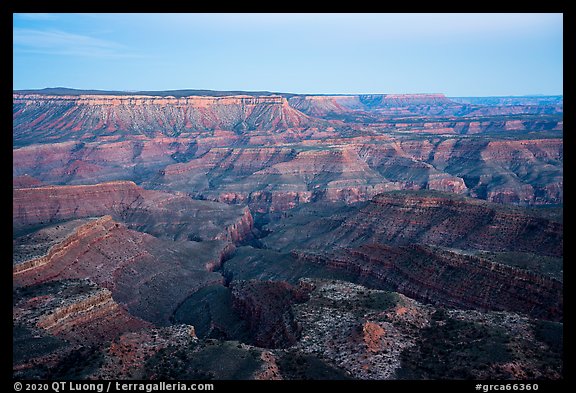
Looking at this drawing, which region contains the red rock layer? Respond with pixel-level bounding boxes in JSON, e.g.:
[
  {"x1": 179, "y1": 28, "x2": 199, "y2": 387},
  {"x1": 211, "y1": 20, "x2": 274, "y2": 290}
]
[
  {"x1": 294, "y1": 244, "x2": 562, "y2": 321},
  {"x1": 288, "y1": 94, "x2": 456, "y2": 117},
  {"x1": 13, "y1": 279, "x2": 152, "y2": 347},
  {"x1": 13, "y1": 181, "x2": 254, "y2": 243},
  {"x1": 282, "y1": 192, "x2": 562, "y2": 257},
  {"x1": 13, "y1": 216, "x2": 225, "y2": 326},
  {"x1": 13, "y1": 181, "x2": 142, "y2": 227},
  {"x1": 36, "y1": 287, "x2": 152, "y2": 344},
  {"x1": 13, "y1": 94, "x2": 315, "y2": 139},
  {"x1": 159, "y1": 144, "x2": 471, "y2": 212},
  {"x1": 155, "y1": 138, "x2": 561, "y2": 211},
  {"x1": 365, "y1": 193, "x2": 562, "y2": 256},
  {"x1": 163, "y1": 147, "x2": 296, "y2": 177},
  {"x1": 13, "y1": 216, "x2": 114, "y2": 274},
  {"x1": 12, "y1": 92, "x2": 563, "y2": 214}
]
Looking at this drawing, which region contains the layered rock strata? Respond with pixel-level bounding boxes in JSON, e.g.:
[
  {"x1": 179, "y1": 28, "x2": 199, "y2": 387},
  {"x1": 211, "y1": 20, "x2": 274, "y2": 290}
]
[
  {"x1": 13, "y1": 181, "x2": 254, "y2": 242},
  {"x1": 294, "y1": 244, "x2": 562, "y2": 321}
]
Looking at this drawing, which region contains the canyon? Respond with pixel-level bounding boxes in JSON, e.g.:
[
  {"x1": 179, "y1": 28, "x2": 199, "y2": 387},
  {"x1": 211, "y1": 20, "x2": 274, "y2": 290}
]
[
  {"x1": 14, "y1": 91, "x2": 562, "y2": 208},
  {"x1": 13, "y1": 89, "x2": 562, "y2": 380}
]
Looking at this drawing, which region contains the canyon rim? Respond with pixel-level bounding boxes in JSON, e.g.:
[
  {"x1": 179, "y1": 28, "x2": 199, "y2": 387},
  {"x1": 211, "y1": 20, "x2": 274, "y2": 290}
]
[
  {"x1": 13, "y1": 89, "x2": 563, "y2": 380},
  {"x1": 13, "y1": 12, "x2": 563, "y2": 384}
]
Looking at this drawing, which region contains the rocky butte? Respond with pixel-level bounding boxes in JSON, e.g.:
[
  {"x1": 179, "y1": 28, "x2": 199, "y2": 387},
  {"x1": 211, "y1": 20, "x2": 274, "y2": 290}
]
[{"x1": 13, "y1": 88, "x2": 562, "y2": 380}]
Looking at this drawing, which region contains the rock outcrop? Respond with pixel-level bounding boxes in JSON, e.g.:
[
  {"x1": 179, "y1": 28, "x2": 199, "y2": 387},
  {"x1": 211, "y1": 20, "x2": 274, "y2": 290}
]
[
  {"x1": 231, "y1": 280, "x2": 309, "y2": 348},
  {"x1": 12, "y1": 89, "x2": 563, "y2": 380},
  {"x1": 13, "y1": 90, "x2": 563, "y2": 208},
  {"x1": 294, "y1": 244, "x2": 562, "y2": 321},
  {"x1": 289, "y1": 93, "x2": 563, "y2": 121},
  {"x1": 13, "y1": 279, "x2": 152, "y2": 345},
  {"x1": 13, "y1": 181, "x2": 141, "y2": 228},
  {"x1": 156, "y1": 136, "x2": 561, "y2": 208},
  {"x1": 13, "y1": 181, "x2": 254, "y2": 242},
  {"x1": 264, "y1": 191, "x2": 562, "y2": 257},
  {"x1": 13, "y1": 217, "x2": 226, "y2": 326},
  {"x1": 13, "y1": 94, "x2": 315, "y2": 142},
  {"x1": 288, "y1": 94, "x2": 458, "y2": 118}
]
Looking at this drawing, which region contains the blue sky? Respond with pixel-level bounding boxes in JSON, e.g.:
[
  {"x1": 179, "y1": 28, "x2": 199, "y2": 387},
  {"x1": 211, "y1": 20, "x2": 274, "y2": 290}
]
[{"x1": 13, "y1": 13, "x2": 563, "y2": 96}]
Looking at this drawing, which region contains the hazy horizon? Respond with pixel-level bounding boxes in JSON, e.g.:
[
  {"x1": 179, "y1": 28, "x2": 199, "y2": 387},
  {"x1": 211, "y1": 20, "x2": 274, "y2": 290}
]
[
  {"x1": 13, "y1": 13, "x2": 563, "y2": 96},
  {"x1": 11, "y1": 86, "x2": 564, "y2": 98}
]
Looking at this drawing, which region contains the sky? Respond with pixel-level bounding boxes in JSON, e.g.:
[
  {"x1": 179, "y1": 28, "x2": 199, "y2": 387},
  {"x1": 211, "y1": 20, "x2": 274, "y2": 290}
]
[{"x1": 13, "y1": 13, "x2": 563, "y2": 96}]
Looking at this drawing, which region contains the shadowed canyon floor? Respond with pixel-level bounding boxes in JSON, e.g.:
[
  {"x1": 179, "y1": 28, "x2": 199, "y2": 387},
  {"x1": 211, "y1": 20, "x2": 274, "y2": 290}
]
[{"x1": 13, "y1": 90, "x2": 562, "y2": 379}]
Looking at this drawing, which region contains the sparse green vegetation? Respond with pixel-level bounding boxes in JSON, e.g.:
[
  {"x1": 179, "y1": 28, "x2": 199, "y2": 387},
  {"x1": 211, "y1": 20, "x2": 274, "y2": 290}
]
[
  {"x1": 12, "y1": 324, "x2": 66, "y2": 366},
  {"x1": 48, "y1": 345, "x2": 105, "y2": 379},
  {"x1": 479, "y1": 251, "x2": 563, "y2": 281},
  {"x1": 398, "y1": 310, "x2": 513, "y2": 379},
  {"x1": 359, "y1": 291, "x2": 400, "y2": 311},
  {"x1": 277, "y1": 350, "x2": 352, "y2": 380},
  {"x1": 172, "y1": 285, "x2": 250, "y2": 342},
  {"x1": 144, "y1": 341, "x2": 261, "y2": 380},
  {"x1": 533, "y1": 320, "x2": 563, "y2": 354}
]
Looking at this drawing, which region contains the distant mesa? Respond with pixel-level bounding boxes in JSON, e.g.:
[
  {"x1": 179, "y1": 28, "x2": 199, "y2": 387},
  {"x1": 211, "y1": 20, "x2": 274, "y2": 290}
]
[{"x1": 12, "y1": 87, "x2": 563, "y2": 380}]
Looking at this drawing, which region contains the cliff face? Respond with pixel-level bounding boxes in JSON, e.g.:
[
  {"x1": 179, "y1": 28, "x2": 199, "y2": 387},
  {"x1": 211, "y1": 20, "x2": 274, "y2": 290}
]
[
  {"x1": 12, "y1": 90, "x2": 563, "y2": 380},
  {"x1": 231, "y1": 280, "x2": 309, "y2": 348},
  {"x1": 294, "y1": 244, "x2": 562, "y2": 321},
  {"x1": 289, "y1": 94, "x2": 563, "y2": 120},
  {"x1": 13, "y1": 279, "x2": 152, "y2": 346},
  {"x1": 256, "y1": 191, "x2": 562, "y2": 322},
  {"x1": 13, "y1": 94, "x2": 314, "y2": 142},
  {"x1": 13, "y1": 181, "x2": 254, "y2": 243},
  {"x1": 13, "y1": 91, "x2": 563, "y2": 209},
  {"x1": 13, "y1": 182, "x2": 142, "y2": 228},
  {"x1": 430, "y1": 138, "x2": 563, "y2": 204},
  {"x1": 13, "y1": 134, "x2": 561, "y2": 210},
  {"x1": 288, "y1": 94, "x2": 457, "y2": 118},
  {"x1": 155, "y1": 137, "x2": 561, "y2": 209},
  {"x1": 162, "y1": 147, "x2": 297, "y2": 177},
  {"x1": 216, "y1": 206, "x2": 254, "y2": 243},
  {"x1": 13, "y1": 216, "x2": 227, "y2": 326},
  {"x1": 13, "y1": 93, "x2": 562, "y2": 147},
  {"x1": 264, "y1": 192, "x2": 562, "y2": 257},
  {"x1": 13, "y1": 216, "x2": 112, "y2": 274},
  {"x1": 365, "y1": 193, "x2": 562, "y2": 256}
]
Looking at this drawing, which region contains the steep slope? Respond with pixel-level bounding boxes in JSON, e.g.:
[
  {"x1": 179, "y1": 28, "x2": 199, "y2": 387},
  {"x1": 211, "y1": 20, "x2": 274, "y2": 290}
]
[
  {"x1": 13, "y1": 91, "x2": 563, "y2": 208},
  {"x1": 13, "y1": 278, "x2": 154, "y2": 380},
  {"x1": 13, "y1": 89, "x2": 563, "y2": 380},
  {"x1": 289, "y1": 94, "x2": 563, "y2": 120},
  {"x1": 223, "y1": 244, "x2": 562, "y2": 322},
  {"x1": 13, "y1": 181, "x2": 253, "y2": 242},
  {"x1": 12, "y1": 138, "x2": 200, "y2": 185},
  {"x1": 264, "y1": 191, "x2": 562, "y2": 256},
  {"x1": 153, "y1": 137, "x2": 561, "y2": 211},
  {"x1": 159, "y1": 145, "x2": 412, "y2": 212},
  {"x1": 13, "y1": 216, "x2": 226, "y2": 325},
  {"x1": 230, "y1": 280, "x2": 308, "y2": 348},
  {"x1": 289, "y1": 94, "x2": 460, "y2": 119},
  {"x1": 13, "y1": 94, "x2": 315, "y2": 144},
  {"x1": 13, "y1": 135, "x2": 562, "y2": 208},
  {"x1": 430, "y1": 138, "x2": 563, "y2": 204},
  {"x1": 13, "y1": 279, "x2": 152, "y2": 345},
  {"x1": 294, "y1": 244, "x2": 562, "y2": 321}
]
